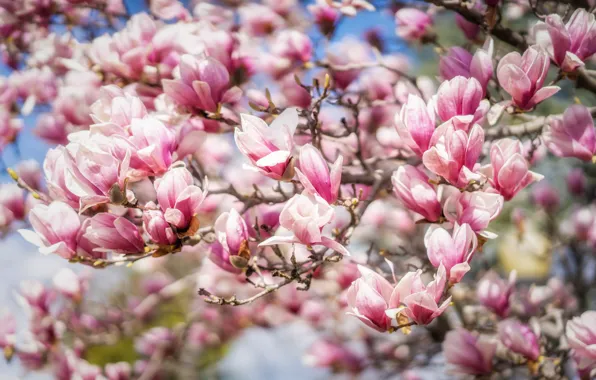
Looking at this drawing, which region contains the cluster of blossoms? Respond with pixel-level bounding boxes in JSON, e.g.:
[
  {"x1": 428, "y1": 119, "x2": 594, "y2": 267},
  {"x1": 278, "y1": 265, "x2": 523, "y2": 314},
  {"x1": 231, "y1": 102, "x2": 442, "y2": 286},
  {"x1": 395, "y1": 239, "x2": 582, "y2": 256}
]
[{"x1": 0, "y1": 0, "x2": 596, "y2": 378}]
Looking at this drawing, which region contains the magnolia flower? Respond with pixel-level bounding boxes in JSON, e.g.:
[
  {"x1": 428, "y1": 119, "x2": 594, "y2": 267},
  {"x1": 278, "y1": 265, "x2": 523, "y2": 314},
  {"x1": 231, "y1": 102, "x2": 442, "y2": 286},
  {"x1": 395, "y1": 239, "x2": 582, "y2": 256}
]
[
  {"x1": 154, "y1": 166, "x2": 208, "y2": 233},
  {"x1": 483, "y1": 138, "x2": 543, "y2": 200},
  {"x1": 424, "y1": 223, "x2": 478, "y2": 284},
  {"x1": 566, "y1": 311, "x2": 596, "y2": 375},
  {"x1": 533, "y1": 9, "x2": 596, "y2": 72},
  {"x1": 444, "y1": 328, "x2": 496, "y2": 375},
  {"x1": 19, "y1": 201, "x2": 81, "y2": 259},
  {"x1": 544, "y1": 104, "x2": 596, "y2": 161},
  {"x1": 235, "y1": 108, "x2": 298, "y2": 181},
  {"x1": 295, "y1": 144, "x2": 342, "y2": 204},
  {"x1": 385, "y1": 265, "x2": 451, "y2": 326},
  {"x1": 209, "y1": 209, "x2": 250, "y2": 271},
  {"x1": 394, "y1": 94, "x2": 435, "y2": 157},
  {"x1": 63, "y1": 133, "x2": 131, "y2": 211},
  {"x1": 433, "y1": 76, "x2": 490, "y2": 131},
  {"x1": 271, "y1": 30, "x2": 313, "y2": 63},
  {"x1": 395, "y1": 9, "x2": 433, "y2": 42},
  {"x1": 346, "y1": 265, "x2": 395, "y2": 331},
  {"x1": 113, "y1": 116, "x2": 177, "y2": 178},
  {"x1": 497, "y1": 45, "x2": 560, "y2": 110},
  {"x1": 162, "y1": 54, "x2": 242, "y2": 112},
  {"x1": 477, "y1": 270, "x2": 516, "y2": 317},
  {"x1": 83, "y1": 213, "x2": 145, "y2": 255},
  {"x1": 443, "y1": 190, "x2": 504, "y2": 234},
  {"x1": 391, "y1": 165, "x2": 442, "y2": 222},
  {"x1": 304, "y1": 340, "x2": 363, "y2": 373},
  {"x1": 439, "y1": 40, "x2": 494, "y2": 96},
  {"x1": 142, "y1": 202, "x2": 177, "y2": 246},
  {"x1": 308, "y1": 0, "x2": 341, "y2": 35},
  {"x1": 498, "y1": 319, "x2": 540, "y2": 361},
  {"x1": 259, "y1": 192, "x2": 350, "y2": 256},
  {"x1": 90, "y1": 86, "x2": 148, "y2": 136},
  {"x1": 422, "y1": 122, "x2": 484, "y2": 187}
]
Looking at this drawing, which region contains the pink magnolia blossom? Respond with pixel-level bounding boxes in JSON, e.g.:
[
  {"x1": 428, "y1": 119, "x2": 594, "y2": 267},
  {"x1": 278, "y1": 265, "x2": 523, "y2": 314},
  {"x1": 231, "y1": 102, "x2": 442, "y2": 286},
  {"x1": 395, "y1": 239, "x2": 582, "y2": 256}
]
[
  {"x1": 0, "y1": 183, "x2": 25, "y2": 220},
  {"x1": 444, "y1": 328, "x2": 496, "y2": 375},
  {"x1": 497, "y1": 45, "x2": 560, "y2": 110},
  {"x1": 308, "y1": 0, "x2": 341, "y2": 36},
  {"x1": 19, "y1": 201, "x2": 80, "y2": 259},
  {"x1": 394, "y1": 94, "x2": 435, "y2": 157},
  {"x1": 434, "y1": 76, "x2": 490, "y2": 131},
  {"x1": 498, "y1": 319, "x2": 540, "y2": 361},
  {"x1": 209, "y1": 209, "x2": 250, "y2": 272},
  {"x1": 531, "y1": 183, "x2": 560, "y2": 212},
  {"x1": 424, "y1": 223, "x2": 478, "y2": 284},
  {"x1": 154, "y1": 166, "x2": 208, "y2": 232},
  {"x1": 63, "y1": 133, "x2": 131, "y2": 211},
  {"x1": 477, "y1": 270, "x2": 516, "y2": 317},
  {"x1": 234, "y1": 108, "x2": 298, "y2": 181},
  {"x1": 566, "y1": 311, "x2": 596, "y2": 375},
  {"x1": 238, "y1": 4, "x2": 285, "y2": 36},
  {"x1": 259, "y1": 191, "x2": 350, "y2": 256},
  {"x1": 272, "y1": 31, "x2": 313, "y2": 63},
  {"x1": 142, "y1": 202, "x2": 177, "y2": 246},
  {"x1": 15, "y1": 159, "x2": 42, "y2": 190},
  {"x1": 90, "y1": 86, "x2": 148, "y2": 136},
  {"x1": 326, "y1": 39, "x2": 370, "y2": 90},
  {"x1": 533, "y1": 9, "x2": 596, "y2": 72},
  {"x1": 0, "y1": 108, "x2": 22, "y2": 149},
  {"x1": 456, "y1": 13, "x2": 480, "y2": 41},
  {"x1": 295, "y1": 143, "x2": 342, "y2": 204},
  {"x1": 422, "y1": 122, "x2": 484, "y2": 187},
  {"x1": 34, "y1": 113, "x2": 69, "y2": 145},
  {"x1": 162, "y1": 55, "x2": 241, "y2": 112},
  {"x1": 544, "y1": 104, "x2": 596, "y2": 161},
  {"x1": 567, "y1": 168, "x2": 586, "y2": 195},
  {"x1": 439, "y1": 41, "x2": 494, "y2": 96},
  {"x1": 385, "y1": 264, "x2": 451, "y2": 326},
  {"x1": 82, "y1": 213, "x2": 145, "y2": 255},
  {"x1": 391, "y1": 165, "x2": 442, "y2": 222},
  {"x1": 43, "y1": 146, "x2": 81, "y2": 207},
  {"x1": 280, "y1": 75, "x2": 312, "y2": 109},
  {"x1": 113, "y1": 116, "x2": 176, "y2": 178},
  {"x1": 395, "y1": 9, "x2": 433, "y2": 42},
  {"x1": 443, "y1": 190, "x2": 504, "y2": 233},
  {"x1": 304, "y1": 340, "x2": 363, "y2": 373},
  {"x1": 483, "y1": 138, "x2": 543, "y2": 200},
  {"x1": 346, "y1": 265, "x2": 395, "y2": 331}
]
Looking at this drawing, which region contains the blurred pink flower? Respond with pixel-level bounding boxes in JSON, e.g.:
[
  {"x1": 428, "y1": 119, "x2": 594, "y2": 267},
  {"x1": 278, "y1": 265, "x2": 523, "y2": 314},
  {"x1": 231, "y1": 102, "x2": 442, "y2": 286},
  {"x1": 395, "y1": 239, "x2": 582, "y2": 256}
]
[
  {"x1": 444, "y1": 328, "x2": 496, "y2": 375},
  {"x1": 566, "y1": 310, "x2": 596, "y2": 376},
  {"x1": 498, "y1": 319, "x2": 540, "y2": 361},
  {"x1": 477, "y1": 270, "x2": 516, "y2": 317},
  {"x1": 395, "y1": 9, "x2": 433, "y2": 42}
]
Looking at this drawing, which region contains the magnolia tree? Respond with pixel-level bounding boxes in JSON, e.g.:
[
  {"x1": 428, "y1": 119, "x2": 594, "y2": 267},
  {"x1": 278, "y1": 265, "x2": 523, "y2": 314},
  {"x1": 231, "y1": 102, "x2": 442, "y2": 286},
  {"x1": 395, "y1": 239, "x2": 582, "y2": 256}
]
[{"x1": 0, "y1": 0, "x2": 595, "y2": 378}]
